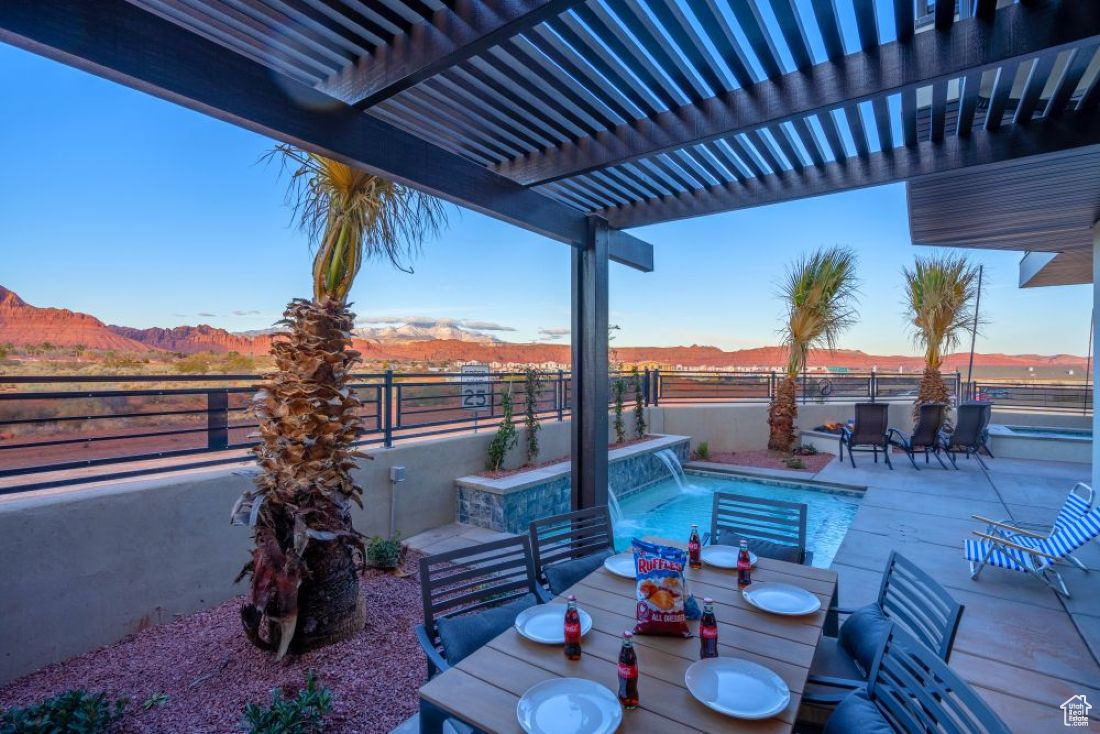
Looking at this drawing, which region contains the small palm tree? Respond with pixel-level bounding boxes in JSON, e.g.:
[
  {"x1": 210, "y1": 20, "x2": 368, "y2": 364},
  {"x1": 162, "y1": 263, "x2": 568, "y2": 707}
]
[
  {"x1": 767, "y1": 247, "x2": 859, "y2": 452},
  {"x1": 232, "y1": 147, "x2": 446, "y2": 658},
  {"x1": 903, "y1": 254, "x2": 980, "y2": 417}
]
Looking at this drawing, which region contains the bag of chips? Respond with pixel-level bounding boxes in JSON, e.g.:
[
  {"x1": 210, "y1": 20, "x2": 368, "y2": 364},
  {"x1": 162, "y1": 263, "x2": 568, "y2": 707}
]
[{"x1": 631, "y1": 539, "x2": 691, "y2": 637}]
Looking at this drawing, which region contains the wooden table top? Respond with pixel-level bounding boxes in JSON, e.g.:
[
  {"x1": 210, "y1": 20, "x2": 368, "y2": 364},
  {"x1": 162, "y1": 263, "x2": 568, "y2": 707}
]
[{"x1": 420, "y1": 545, "x2": 838, "y2": 734}]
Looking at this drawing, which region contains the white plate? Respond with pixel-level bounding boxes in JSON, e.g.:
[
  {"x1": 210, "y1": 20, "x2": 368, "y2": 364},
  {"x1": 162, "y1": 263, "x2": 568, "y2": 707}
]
[
  {"x1": 700, "y1": 545, "x2": 757, "y2": 569},
  {"x1": 517, "y1": 678, "x2": 623, "y2": 734},
  {"x1": 685, "y1": 657, "x2": 791, "y2": 720},
  {"x1": 515, "y1": 604, "x2": 594, "y2": 644},
  {"x1": 742, "y1": 582, "x2": 821, "y2": 616},
  {"x1": 603, "y1": 552, "x2": 635, "y2": 578}
]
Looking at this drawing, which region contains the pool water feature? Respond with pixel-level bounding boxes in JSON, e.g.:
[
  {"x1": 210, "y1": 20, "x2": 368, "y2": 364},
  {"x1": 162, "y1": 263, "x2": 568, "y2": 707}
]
[{"x1": 612, "y1": 471, "x2": 861, "y2": 569}]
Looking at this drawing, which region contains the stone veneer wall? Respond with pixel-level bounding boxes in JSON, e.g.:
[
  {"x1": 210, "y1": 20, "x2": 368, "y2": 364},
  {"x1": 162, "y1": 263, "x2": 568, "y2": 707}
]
[{"x1": 455, "y1": 436, "x2": 689, "y2": 534}]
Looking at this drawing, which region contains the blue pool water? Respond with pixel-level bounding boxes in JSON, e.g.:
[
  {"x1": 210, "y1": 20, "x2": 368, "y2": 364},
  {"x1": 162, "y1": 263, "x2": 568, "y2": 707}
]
[
  {"x1": 1006, "y1": 426, "x2": 1092, "y2": 440},
  {"x1": 613, "y1": 471, "x2": 861, "y2": 568}
]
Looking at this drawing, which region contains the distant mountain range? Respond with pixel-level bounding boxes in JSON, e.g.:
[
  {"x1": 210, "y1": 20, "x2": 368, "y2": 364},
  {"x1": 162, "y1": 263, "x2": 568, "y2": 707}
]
[{"x1": 0, "y1": 285, "x2": 1089, "y2": 371}]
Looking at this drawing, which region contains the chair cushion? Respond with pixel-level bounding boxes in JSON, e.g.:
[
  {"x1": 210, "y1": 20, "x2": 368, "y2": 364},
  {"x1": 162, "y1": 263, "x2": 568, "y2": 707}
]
[
  {"x1": 714, "y1": 536, "x2": 810, "y2": 565},
  {"x1": 838, "y1": 603, "x2": 892, "y2": 675},
  {"x1": 809, "y1": 635, "x2": 866, "y2": 681},
  {"x1": 436, "y1": 593, "x2": 538, "y2": 665},
  {"x1": 823, "y1": 688, "x2": 893, "y2": 734},
  {"x1": 544, "y1": 550, "x2": 614, "y2": 595}
]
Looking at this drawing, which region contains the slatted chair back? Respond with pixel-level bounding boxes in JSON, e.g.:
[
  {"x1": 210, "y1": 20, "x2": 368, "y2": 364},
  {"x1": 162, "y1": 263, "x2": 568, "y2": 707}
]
[
  {"x1": 711, "y1": 492, "x2": 808, "y2": 560},
  {"x1": 1055, "y1": 482, "x2": 1094, "y2": 531},
  {"x1": 948, "y1": 402, "x2": 990, "y2": 449},
  {"x1": 529, "y1": 505, "x2": 614, "y2": 580},
  {"x1": 876, "y1": 552, "x2": 964, "y2": 662},
  {"x1": 850, "y1": 403, "x2": 889, "y2": 445},
  {"x1": 1041, "y1": 505, "x2": 1100, "y2": 555},
  {"x1": 910, "y1": 403, "x2": 948, "y2": 448},
  {"x1": 419, "y1": 535, "x2": 542, "y2": 650},
  {"x1": 867, "y1": 625, "x2": 1011, "y2": 734}
]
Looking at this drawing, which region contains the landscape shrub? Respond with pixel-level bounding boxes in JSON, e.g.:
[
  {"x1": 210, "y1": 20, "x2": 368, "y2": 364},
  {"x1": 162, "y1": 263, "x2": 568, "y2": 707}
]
[
  {"x1": 523, "y1": 369, "x2": 542, "y2": 465},
  {"x1": 693, "y1": 441, "x2": 710, "y2": 461},
  {"x1": 486, "y1": 390, "x2": 517, "y2": 471},
  {"x1": 632, "y1": 366, "x2": 646, "y2": 437},
  {"x1": 613, "y1": 379, "x2": 626, "y2": 444},
  {"x1": 366, "y1": 535, "x2": 402, "y2": 569},
  {"x1": 1, "y1": 689, "x2": 127, "y2": 734},
  {"x1": 241, "y1": 674, "x2": 332, "y2": 734}
]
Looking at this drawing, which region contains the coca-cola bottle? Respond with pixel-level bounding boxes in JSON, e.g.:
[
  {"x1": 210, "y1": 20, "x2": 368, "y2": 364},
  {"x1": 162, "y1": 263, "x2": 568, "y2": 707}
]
[
  {"x1": 564, "y1": 595, "x2": 582, "y2": 660},
  {"x1": 617, "y1": 631, "x2": 639, "y2": 709},
  {"x1": 688, "y1": 524, "x2": 702, "y2": 570},
  {"x1": 699, "y1": 597, "x2": 718, "y2": 658},
  {"x1": 737, "y1": 539, "x2": 752, "y2": 590}
]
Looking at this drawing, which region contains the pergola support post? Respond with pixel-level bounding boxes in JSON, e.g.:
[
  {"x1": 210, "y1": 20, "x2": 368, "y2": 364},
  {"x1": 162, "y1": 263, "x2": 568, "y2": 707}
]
[
  {"x1": 1092, "y1": 222, "x2": 1100, "y2": 493},
  {"x1": 571, "y1": 218, "x2": 609, "y2": 510}
]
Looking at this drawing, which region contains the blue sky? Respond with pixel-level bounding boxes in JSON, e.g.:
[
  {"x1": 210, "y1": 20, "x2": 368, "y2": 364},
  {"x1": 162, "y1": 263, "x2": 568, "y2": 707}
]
[{"x1": 0, "y1": 43, "x2": 1091, "y2": 356}]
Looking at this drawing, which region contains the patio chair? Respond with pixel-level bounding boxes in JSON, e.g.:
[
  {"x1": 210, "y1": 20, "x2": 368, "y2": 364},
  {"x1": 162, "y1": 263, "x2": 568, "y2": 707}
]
[
  {"x1": 965, "y1": 503, "x2": 1100, "y2": 597},
  {"x1": 978, "y1": 482, "x2": 1093, "y2": 572},
  {"x1": 888, "y1": 403, "x2": 949, "y2": 469},
  {"x1": 528, "y1": 505, "x2": 615, "y2": 595},
  {"x1": 705, "y1": 491, "x2": 812, "y2": 565},
  {"x1": 942, "y1": 401, "x2": 994, "y2": 469},
  {"x1": 416, "y1": 535, "x2": 551, "y2": 680},
  {"x1": 838, "y1": 403, "x2": 892, "y2": 469},
  {"x1": 823, "y1": 624, "x2": 1011, "y2": 734},
  {"x1": 805, "y1": 551, "x2": 964, "y2": 706}
]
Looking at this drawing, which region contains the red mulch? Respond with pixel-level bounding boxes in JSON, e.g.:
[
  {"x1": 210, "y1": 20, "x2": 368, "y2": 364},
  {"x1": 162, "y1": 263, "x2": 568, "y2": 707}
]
[
  {"x1": 479, "y1": 435, "x2": 657, "y2": 479},
  {"x1": 0, "y1": 552, "x2": 427, "y2": 733},
  {"x1": 699, "y1": 449, "x2": 834, "y2": 473}
]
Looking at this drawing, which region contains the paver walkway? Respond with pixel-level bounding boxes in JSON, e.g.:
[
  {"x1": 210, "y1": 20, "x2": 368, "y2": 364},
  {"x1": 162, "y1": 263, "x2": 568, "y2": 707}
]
[{"x1": 813, "y1": 454, "x2": 1099, "y2": 733}]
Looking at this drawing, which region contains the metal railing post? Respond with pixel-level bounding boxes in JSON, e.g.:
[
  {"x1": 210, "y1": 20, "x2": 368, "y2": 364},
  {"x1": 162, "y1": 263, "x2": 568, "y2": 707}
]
[
  {"x1": 769, "y1": 372, "x2": 775, "y2": 400},
  {"x1": 643, "y1": 367, "x2": 651, "y2": 406},
  {"x1": 652, "y1": 368, "x2": 660, "y2": 407},
  {"x1": 557, "y1": 370, "x2": 565, "y2": 421},
  {"x1": 383, "y1": 370, "x2": 394, "y2": 448},
  {"x1": 870, "y1": 372, "x2": 877, "y2": 403},
  {"x1": 207, "y1": 390, "x2": 229, "y2": 450}
]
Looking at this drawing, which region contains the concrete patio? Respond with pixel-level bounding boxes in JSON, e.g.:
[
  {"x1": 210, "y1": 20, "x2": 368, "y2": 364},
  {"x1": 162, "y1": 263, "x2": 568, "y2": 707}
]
[{"x1": 812, "y1": 454, "x2": 1099, "y2": 731}]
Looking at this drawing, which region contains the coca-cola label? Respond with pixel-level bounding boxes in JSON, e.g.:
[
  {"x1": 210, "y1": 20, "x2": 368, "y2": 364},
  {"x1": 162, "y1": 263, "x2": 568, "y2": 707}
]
[
  {"x1": 618, "y1": 663, "x2": 638, "y2": 680},
  {"x1": 700, "y1": 626, "x2": 718, "y2": 639},
  {"x1": 564, "y1": 622, "x2": 580, "y2": 639}
]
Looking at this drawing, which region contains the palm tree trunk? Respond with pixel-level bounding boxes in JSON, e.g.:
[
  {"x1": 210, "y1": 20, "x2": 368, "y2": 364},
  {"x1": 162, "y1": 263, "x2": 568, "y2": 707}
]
[
  {"x1": 768, "y1": 376, "x2": 798, "y2": 451},
  {"x1": 914, "y1": 365, "x2": 952, "y2": 422},
  {"x1": 242, "y1": 297, "x2": 366, "y2": 657}
]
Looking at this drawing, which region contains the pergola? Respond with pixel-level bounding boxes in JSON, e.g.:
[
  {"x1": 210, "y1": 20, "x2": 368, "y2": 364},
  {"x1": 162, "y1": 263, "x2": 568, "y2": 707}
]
[{"x1": 3, "y1": 0, "x2": 1100, "y2": 501}]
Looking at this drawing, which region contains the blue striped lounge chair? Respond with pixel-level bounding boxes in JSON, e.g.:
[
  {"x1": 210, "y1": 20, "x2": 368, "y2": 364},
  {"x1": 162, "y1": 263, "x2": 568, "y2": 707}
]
[
  {"x1": 977, "y1": 482, "x2": 1093, "y2": 572},
  {"x1": 964, "y1": 503, "x2": 1100, "y2": 597}
]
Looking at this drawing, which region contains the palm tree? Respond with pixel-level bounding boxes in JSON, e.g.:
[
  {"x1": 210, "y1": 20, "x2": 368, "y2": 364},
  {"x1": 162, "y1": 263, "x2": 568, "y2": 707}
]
[
  {"x1": 231, "y1": 147, "x2": 446, "y2": 658},
  {"x1": 767, "y1": 247, "x2": 859, "y2": 452},
  {"x1": 903, "y1": 254, "x2": 980, "y2": 417}
]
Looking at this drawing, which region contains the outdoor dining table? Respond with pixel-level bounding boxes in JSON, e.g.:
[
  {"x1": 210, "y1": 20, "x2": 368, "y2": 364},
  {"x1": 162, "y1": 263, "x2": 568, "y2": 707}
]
[{"x1": 419, "y1": 538, "x2": 839, "y2": 733}]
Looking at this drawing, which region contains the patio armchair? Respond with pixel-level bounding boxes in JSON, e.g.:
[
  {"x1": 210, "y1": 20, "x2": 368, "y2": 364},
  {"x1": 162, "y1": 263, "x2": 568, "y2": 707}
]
[
  {"x1": 942, "y1": 401, "x2": 994, "y2": 469},
  {"x1": 705, "y1": 491, "x2": 812, "y2": 565},
  {"x1": 528, "y1": 505, "x2": 615, "y2": 595},
  {"x1": 838, "y1": 403, "x2": 892, "y2": 469},
  {"x1": 965, "y1": 503, "x2": 1100, "y2": 597},
  {"x1": 805, "y1": 551, "x2": 964, "y2": 706},
  {"x1": 823, "y1": 624, "x2": 1010, "y2": 734},
  {"x1": 416, "y1": 535, "x2": 551, "y2": 680},
  {"x1": 888, "y1": 403, "x2": 949, "y2": 469}
]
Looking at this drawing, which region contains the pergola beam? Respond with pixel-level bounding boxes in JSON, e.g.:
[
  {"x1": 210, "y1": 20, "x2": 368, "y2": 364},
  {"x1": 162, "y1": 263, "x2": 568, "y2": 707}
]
[
  {"x1": 497, "y1": 1, "x2": 1100, "y2": 187},
  {"x1": 0, "y1": 0, "x2": 652, "y2": 272},
  {"x1": 600, "y1": 109, "x2": 1100, "y2": 228},
  {"x1": 321, "y1": 0, "x2": 585, "y2": 109}
]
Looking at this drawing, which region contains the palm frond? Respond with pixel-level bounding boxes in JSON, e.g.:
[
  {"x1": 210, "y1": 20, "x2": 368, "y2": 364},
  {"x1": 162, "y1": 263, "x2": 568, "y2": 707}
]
[
  {"x1": 902, "y1": 254, "x2": 981, "y2": 370},
  {"x1": 777, "y1": 246, "x2": 860, "y2": 377},
  {"x1": 266, "y1": 145, "x2": 449, "y2": 302}
]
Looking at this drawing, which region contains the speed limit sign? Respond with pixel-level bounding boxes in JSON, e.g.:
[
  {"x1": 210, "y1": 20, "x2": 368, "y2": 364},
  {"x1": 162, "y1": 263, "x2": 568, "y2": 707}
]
[{"x1": 460, "y1": 364, "x2": 490, "y2": 411}]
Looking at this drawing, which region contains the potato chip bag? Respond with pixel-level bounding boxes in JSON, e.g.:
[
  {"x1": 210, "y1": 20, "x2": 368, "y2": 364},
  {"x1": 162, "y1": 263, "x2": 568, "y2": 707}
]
[{"x1": 631, "y1": 538, "x2": 691, "y2": 637}]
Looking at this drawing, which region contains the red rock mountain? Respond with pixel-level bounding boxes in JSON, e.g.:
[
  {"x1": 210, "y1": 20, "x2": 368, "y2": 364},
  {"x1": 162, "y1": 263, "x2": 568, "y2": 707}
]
[
  {"x1": 0, "y1": 285, "x2": 1089, "y2": 370},
  {"x1": 0, "y1": 286, "x2": 151, "y2": 352}
]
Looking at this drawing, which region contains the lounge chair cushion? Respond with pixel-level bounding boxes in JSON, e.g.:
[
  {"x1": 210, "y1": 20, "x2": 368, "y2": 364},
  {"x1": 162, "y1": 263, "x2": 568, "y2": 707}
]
[
  {"x1": 544, "y1": 550, "x2": 613, "y2": 596},
  {"x1": 824, "y1": 688, "x2": 893, "y2": 734},
  {"x1": 437, "y1": 593, "x2": 538, "y2": 665},
  {"x1": 838, "y1": 603, "x2": 892, "y2": 675}
]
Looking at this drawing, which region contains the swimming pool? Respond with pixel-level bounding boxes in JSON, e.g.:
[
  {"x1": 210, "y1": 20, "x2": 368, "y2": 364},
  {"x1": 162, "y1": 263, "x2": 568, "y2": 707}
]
[
  {"x1": 1005, "y1": 426, "x2": 1092, "y2": 440},
  {"x1": 613, "y1": 471, "x2": 862, "y2": 568}
]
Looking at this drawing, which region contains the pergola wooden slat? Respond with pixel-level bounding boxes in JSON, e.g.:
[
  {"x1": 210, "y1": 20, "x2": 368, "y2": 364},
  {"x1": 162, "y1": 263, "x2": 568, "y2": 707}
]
[{"x1": 3, "y1": 0, "x2": 1100, "y2": 508}]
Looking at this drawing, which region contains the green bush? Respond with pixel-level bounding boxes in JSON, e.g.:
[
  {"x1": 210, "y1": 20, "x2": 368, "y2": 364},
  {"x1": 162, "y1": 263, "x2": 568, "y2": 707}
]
[
  {"x1": 523, "y1": 369, "x2": 542, "y2": 465},
  {"x1": 693, "y1": 441, "x2": 710, "y2": 461},
  {"x1": 632, "y1": 366, "x2": 646, "y2": 438},
  {"x1": 486, "y1": 390, "x2": 517, "y2": 472},
  {"x1": 1, "y1": 689, "x2": 128, "y2": 734},
  {"x1": 782, "y1": 457, "x2": 806, "y2": 469},
  {"x1": 366, "y1": 535, "x2": 402, "y2": 569},
  {"x1": 792, "y1": 444, "x2": 819, "y2": 456},
  {"x1": 242, "y1": 674, "x2": 332, "y2": 734},
  {"x1": 613, "y1": 379, "x2": 626, "y2": 444}
]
